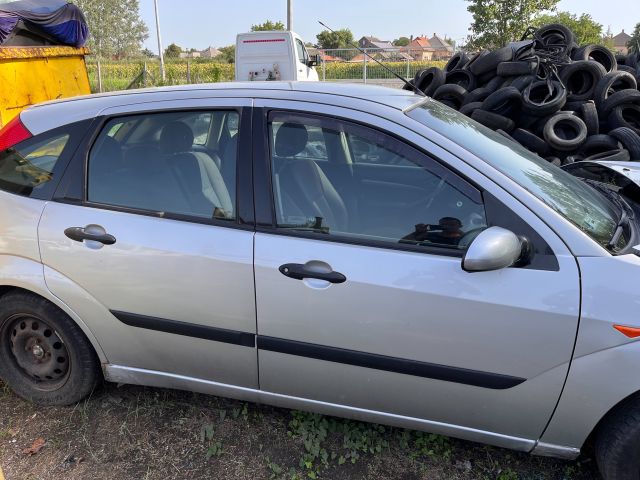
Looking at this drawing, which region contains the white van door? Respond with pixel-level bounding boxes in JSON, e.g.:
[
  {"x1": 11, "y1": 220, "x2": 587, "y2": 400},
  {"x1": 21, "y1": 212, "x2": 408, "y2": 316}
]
[{"x1": 294, "y1": 37, "x2": 318, "y2": 81}]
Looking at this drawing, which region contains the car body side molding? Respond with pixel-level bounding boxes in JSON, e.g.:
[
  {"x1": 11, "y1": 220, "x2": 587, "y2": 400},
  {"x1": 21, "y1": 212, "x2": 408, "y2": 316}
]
[{"x1": 112, "y1": 311, "x2": 525, "y2": 390}]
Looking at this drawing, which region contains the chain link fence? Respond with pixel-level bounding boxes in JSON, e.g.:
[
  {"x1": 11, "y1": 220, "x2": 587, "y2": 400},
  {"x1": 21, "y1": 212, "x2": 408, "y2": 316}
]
[{"x1": 87, "y1": 47, "x2": 452, "y2": 93}]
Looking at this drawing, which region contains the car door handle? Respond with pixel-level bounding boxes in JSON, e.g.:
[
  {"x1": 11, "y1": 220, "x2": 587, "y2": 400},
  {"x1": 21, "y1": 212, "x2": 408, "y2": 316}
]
[
  {"x1": 64, "y1": 227, "x2": 116, "y2": 245},
  {"x1": 279, "y1": 263, "x2": 346, "y2": 284}
]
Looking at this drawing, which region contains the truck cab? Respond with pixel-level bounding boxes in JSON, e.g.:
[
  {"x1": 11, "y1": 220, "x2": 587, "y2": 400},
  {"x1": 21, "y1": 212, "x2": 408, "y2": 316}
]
[{"x1": 235, "y1": 30, "x2": 319, "y2": 82}]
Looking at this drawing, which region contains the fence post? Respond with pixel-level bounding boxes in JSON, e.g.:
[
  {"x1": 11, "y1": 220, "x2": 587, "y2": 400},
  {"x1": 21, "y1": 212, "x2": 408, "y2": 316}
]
[
  {"x1": 143, "y1": 61, "x2": 148, "y2": 87},
  {"x1": 187, "y1": 60, "x2": 191, "y2": 84},
  {"x1": 406, "y1": 49, "x2": 410, "y2": 79},
  {"x1": 363, "y1": 48, "x2": 367, "y2": 84},
  {"x1": 322, "y1": 56, "x2": 326, "y2": 82},
  {"x1": 97, "y1": 58, "x2": 103, "y2": 93}
]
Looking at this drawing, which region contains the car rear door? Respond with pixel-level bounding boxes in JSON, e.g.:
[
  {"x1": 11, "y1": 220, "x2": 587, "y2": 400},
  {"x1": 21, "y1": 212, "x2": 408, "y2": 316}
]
[
  {"x1": 252, "y1": 99, "x2": 581, "y2": 448},
  {"x1": 38, "y1": 98, "x2": 259, "y2": 388}
]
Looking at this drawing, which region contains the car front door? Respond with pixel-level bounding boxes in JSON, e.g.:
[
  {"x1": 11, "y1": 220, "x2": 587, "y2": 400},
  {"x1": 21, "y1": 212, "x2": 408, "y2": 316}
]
[
  {"x1": 38, "y1": 99, "x2": 259, "y2": 388},
  {"x1": 252, "y1": 100, "x2": 581, "y2": 448}
]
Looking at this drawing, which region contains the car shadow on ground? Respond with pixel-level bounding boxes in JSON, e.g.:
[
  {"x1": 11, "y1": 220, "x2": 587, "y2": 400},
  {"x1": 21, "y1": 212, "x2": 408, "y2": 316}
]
[{"x1": 0, "y1": 380, "x2": 600, "y2": 480}]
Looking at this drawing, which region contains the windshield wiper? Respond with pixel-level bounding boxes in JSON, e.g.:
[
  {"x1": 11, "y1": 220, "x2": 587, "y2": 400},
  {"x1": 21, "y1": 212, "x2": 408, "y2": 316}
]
[
  {"x1": 608, "y1": 208, "x2": 629, "y2": 250},
  {"x1": 582, "y1": 179, "x2": 633, "y2": 251}
]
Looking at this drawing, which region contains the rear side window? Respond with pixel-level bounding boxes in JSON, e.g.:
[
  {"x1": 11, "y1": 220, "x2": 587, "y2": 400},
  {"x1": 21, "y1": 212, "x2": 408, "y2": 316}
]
[{"x1": 0, "y1": 121, "x2": 86, "y2": 199}]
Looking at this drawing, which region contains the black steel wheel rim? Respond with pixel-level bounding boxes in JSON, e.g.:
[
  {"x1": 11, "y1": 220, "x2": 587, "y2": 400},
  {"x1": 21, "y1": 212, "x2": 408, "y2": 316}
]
[{"x1": 5, "y1": 313, "x2": 71, "y2": 390}]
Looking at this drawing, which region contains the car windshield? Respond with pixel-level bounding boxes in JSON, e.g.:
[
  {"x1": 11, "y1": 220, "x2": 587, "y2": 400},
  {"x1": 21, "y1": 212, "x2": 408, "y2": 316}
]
[{"x1": 406, "y1": 98, "x2": 620, "y2": 249}]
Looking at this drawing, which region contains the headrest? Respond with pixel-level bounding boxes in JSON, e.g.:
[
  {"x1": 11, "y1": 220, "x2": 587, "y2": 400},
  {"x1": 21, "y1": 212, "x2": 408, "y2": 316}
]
[
  {"x1": 275, "y1": 122, "x2": 308, "y2": 157},
  {"x1": 160, "y1": 121, "x2": 194, "y2": 154}
]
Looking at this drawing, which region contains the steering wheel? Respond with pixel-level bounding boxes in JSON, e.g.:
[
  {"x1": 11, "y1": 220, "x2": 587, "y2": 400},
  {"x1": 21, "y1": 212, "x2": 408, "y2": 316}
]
[{"x1": 458, "y1": 227, "x2": 486, "y2": 249}]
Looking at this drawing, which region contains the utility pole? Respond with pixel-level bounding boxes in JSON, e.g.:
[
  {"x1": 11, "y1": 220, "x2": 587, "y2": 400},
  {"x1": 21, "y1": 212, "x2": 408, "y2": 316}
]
[
  {"x1": 154, "y1": 0, "x2": 166, "y2": 82},
  {"x1": 287, "y1": 0, "x2": 292, "y2": 31}
]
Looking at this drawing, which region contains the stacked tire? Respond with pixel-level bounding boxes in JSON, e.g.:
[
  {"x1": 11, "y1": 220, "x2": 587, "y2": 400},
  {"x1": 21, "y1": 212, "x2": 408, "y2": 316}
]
[{"x1": 405, "y1": 24, "x2": 640, "y2": 163}]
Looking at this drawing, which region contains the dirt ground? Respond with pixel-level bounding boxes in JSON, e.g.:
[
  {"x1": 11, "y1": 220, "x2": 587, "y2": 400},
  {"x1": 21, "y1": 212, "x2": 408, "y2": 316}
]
[{"x1": 0, "y1": 380, "x2": 600, "y2": 480}]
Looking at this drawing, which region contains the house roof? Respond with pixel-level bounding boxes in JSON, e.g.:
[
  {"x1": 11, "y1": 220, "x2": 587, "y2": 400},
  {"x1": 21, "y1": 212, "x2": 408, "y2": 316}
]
[
  {"x1": 429, "y1": 33, "x2": 453, "y2": 50},
  {"x1": 408, "y1": 36, "x2": 433, "y2": 49},
  {"x1": 613, "y1": 30, "x2": 632, "y2": 46}
]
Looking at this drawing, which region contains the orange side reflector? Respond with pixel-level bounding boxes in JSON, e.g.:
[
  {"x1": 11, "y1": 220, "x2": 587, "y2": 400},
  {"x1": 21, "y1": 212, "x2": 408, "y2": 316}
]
[{"x1": 614, "y1": 325, "x2": 640, "y2": 338}]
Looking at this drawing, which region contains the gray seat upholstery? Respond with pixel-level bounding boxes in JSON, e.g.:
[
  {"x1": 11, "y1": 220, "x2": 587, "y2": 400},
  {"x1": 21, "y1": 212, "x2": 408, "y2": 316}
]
[
  {"x1": 159, "y1": 122, "x2": 233, "y2": 218},
  {"x1": 274, "y1": 123, "x2": 348, "y2": 232}
]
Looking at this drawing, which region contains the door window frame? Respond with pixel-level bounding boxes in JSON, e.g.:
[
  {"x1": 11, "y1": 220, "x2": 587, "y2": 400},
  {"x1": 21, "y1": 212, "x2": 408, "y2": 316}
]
[
  {"x1": 53, "y1": 106, "x2": 255, "y2": 230},
  {"x1": 254, "y1": 107, "x2": 559, "y2": 270},
  {"x1": 255, "y1": 108, "x2": 487, "y2": 258}
]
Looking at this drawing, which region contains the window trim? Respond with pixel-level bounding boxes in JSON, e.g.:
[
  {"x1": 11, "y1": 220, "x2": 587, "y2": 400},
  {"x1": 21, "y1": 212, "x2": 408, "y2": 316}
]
[
  {"x1": 54, "y1": 106, "x2": 255, "y2": 230},
  {"x1": 258, "y1": 108, "x2": 486, "y2": 258}
]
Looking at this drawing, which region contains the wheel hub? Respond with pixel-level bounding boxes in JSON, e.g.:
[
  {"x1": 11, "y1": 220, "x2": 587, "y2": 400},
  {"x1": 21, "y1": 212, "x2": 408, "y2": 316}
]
[{"x1": 8, "y1": 316, "x2": 69, "y2": 383}]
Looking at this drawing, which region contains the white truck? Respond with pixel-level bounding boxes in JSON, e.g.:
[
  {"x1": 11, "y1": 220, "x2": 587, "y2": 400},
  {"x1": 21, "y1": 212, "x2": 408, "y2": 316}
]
[{"x1": 235, "y1": 30, "x2": 320, "y2": 82}]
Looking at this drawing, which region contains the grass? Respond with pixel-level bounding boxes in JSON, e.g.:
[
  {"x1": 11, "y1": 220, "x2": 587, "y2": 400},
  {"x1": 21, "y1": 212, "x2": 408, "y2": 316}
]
[{"x1": 0, "y1": 380, "x2": 600, "y2": 480}]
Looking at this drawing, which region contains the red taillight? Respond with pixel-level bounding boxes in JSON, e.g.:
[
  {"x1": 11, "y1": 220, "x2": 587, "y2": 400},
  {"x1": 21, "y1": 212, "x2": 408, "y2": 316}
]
[{"x1": 0, "y1": 115, "x2": 32, "y2": 151}]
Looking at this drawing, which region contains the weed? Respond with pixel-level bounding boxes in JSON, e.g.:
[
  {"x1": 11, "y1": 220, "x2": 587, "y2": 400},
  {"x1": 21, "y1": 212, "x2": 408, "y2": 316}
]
[
  {"x1": 410, "y1": 431, "x2": 452, "y2": 460},
  {"x1": 201, "y1": 423, "x2": 223, "y2": 459},
  {"x1": 497, "y1": 468, "x2": 519, "y2": 480}
]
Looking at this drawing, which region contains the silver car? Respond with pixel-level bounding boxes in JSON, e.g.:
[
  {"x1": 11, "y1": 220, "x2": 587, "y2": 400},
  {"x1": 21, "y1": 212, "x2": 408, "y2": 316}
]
[{"x1": 0, "y1": 82, "x2": 638, "y2": 479}]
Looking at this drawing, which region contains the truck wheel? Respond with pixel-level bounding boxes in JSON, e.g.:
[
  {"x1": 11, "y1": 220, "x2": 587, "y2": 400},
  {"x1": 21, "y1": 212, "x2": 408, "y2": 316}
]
[
  {"x1": 0, "y1": 292, "x2": 101, "y2": 406},
  {"x1": 596, "y1": 397, "x2": 640, "y2": 480}
]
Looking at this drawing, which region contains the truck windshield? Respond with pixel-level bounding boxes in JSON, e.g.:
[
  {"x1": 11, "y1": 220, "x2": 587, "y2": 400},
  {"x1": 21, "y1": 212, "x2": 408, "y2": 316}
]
[{"x1": 406, "y1": 99, "x2": 619, "y2": 249}]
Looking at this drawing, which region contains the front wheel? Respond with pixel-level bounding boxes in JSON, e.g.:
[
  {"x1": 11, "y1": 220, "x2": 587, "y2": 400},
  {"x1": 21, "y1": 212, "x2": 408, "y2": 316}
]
[
  {"x1": 0, "y1": 291, "x2": 101, "y2": 405},
  {"x1": 596, "y1": 396, "x2": 640, "y2": 480}
]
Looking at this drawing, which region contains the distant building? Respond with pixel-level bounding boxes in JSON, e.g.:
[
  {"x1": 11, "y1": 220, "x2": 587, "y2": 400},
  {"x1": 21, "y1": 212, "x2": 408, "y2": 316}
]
[
  {"x1": 428, "y1": 33, "x2": 454, "y2": 60},
  {"x1": 179, "y1": 50, "x2": 201, "y2": 59},
  {"x1": 402, "y1": 35, "x2": 435, "y2": 61},
  {"x1": 358, "y1": 36, "x2": 395, "y2": 50},
  {"x1": 200, "y1": 46, "x2": 221, "y2": 59},
  {"x1": 613, "y1": 30, "x2": 632, "y2": 55}
]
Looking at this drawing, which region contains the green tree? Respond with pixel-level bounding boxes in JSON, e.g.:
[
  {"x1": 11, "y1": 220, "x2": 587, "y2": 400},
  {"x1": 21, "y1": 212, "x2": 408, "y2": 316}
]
[
  {"x1": 393, "y1": 36, "x2": 410, "y2": 46},
  {"x1": 164, "y1": 43, "x2": 182, "y2": 58},
  {"x1": 251, "y1": 20, "x2": 286, "y2": 31},
  {"x1": 215, "y1": 45, "x2": 236, "y2": 63},
  {"x1": 71, "y1": 0, "x2": 148, "y2": 59},
  {"x1": 141, "y1": 48, "x2": 156, "y2": 58},
  {"x1": 629, "y1": 22, "x2": 640, "y2": 53},
  {"x1": 316, "y1": 28, "x2": 354, "y2": 49},
  {"x1": 466, "y1": 0, "x2": 559, "y2": 50},
  {"x1": 533, "y1": 11, "x2": 603, "y2": 45}
]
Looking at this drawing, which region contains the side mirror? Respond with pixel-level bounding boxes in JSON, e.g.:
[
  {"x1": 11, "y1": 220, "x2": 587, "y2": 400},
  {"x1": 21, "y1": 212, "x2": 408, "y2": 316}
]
[
  {"x1": 307, "y1": 54, "x2": 321, "y2": 67},
  {"x1": 462, "y1": 227, "x2": 529, "y2": 272}
]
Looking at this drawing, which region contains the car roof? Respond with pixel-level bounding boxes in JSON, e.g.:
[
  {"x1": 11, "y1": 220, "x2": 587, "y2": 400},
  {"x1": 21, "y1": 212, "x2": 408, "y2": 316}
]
[{"x1": 21, "y1": 81, "x2": 421, "y2": 135}]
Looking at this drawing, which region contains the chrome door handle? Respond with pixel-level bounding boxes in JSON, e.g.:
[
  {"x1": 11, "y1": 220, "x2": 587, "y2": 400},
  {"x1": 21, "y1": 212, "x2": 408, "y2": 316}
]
[
  {"x1": 279, "y1": 263, "x2": 346, "y2": 284},
  {"x1": 64, "y1": 226, "x2": 116, "y2": 245}
]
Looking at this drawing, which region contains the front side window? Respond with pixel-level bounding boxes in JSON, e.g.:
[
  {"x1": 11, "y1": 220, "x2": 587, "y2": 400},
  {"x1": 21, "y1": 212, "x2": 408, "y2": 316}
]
[
  {"x1": 295, "y1": 39, "x2": 307, "y2": 64},
  {"x1": 407, "y1": 99, "x2": 620, "y2": 249},
  {"x1": 88, "y1": 110, "x2": 239, "y2": 220},
  {"x1": 0, "y1": 132, "x2": 69, "y2": 196},
  {"x1": 269, "y1": 112, "x2": 487, "y2": 251}
]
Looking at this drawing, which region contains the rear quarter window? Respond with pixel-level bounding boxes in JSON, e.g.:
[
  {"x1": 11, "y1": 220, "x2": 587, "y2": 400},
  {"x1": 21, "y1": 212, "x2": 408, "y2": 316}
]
[{"x1": 0, "y1": 120, "x2": 89, "y2": 199}]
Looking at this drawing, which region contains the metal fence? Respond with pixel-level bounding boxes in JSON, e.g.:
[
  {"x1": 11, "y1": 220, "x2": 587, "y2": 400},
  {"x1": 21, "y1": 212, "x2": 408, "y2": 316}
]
[{"x1": 87, "y1": 48, "x2": 453, "y2": 93}]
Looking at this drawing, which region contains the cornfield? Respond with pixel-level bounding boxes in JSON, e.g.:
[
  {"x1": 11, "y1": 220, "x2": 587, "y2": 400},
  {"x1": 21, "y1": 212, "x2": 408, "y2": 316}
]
[{"x1": 86, "y1": 59, "x2": 448, "y2": 93}]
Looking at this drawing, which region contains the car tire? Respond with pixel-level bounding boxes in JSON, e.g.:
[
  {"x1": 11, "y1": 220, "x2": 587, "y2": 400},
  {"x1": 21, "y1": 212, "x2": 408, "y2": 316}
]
[
  {"x1": 483, "y1": 75, "x2": 505, "y2": 92},
  {"x1": 446, "y1": 69, "x2": 477, "y2": 91},
  {"x1": 522, "y1": 80, "x2": 567, "y2": 117},
  {"x1": 0, "y1": 291, "x2": 101, "y2": 406},
  {"x1": 471, "y1": 109, "x2": 515, "y2": 132},
  {"x1": 445, "y1": 51, "x2": 469, "y2": 72},
  {"x1": 469, "y1": 46, "x2": 514, "y2": 76},
  {"x1": 580, "y1": 101, "x2": 600, "y2": 136},
  {"x1": 572, "y1": 44, "x2": 617, "y2": 73},
  {"x1": 497, "y1": 60, "x2": 537, "y2": 77},
  {"x1": 560, "y1": 60, "x2": 606, "y2": 102},
  {"x1": 594, "y1": 72, "x2": 638, "y2": 108},
  {"x1": 600, "y1": 90, "x2": 640, "y2": 121},
  {"x1": 608, "y1": 104, "x2": 640, "y2": 136},
  {"x1": 481, "y1": 86, "x2": 522, "y2": 116},
  {"x1": 416, "y1": 67, "x2": 446, "y2": 97},
  {"x1": 433, "y1": 84, "x2": 468, "y2": 110},
  {"x1": 508, "y1": 74, "x2": 536, "y2": 92},
  {"x1": 462, "y1": 87, "x2": 492, "y2": 106},
  {"x1": 459, "y1": 101, "x2": 484, "y2": 116},
  {"x1": 579, "y1": 134, "x2": 620, "y2": 157},
  {"x1": 511, "y1": 128, "x2": 550, "y2": 156},
  {"x1": 596, "y1": 396, "x2": 640, "y2": 480},
  {"x1": 537, "y1": 23, "x2": 575, "y2": 47},
  {"x1": 543, "y1": 112, "x2": 588, "y2": 151},
  {"x1": 609, "y1": 127, "x2": 640, "y2": 160}
]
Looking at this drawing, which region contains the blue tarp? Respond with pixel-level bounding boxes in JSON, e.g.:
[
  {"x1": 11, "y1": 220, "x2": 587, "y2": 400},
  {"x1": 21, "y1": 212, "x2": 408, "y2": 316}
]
[{"x1": 0, "y1": 0, "x2": 88, "y2": 47}]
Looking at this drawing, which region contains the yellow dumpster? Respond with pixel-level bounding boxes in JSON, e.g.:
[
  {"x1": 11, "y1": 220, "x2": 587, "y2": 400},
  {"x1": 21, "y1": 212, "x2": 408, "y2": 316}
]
[{"x1": 0, "y1": 46, "x2": 91, "y2": 127}]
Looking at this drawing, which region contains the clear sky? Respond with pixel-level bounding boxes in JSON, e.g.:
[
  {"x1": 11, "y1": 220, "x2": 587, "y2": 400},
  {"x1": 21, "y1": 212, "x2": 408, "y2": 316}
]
[{"x1": 139, "y1": 0, "x2": 640, "y2": 52}]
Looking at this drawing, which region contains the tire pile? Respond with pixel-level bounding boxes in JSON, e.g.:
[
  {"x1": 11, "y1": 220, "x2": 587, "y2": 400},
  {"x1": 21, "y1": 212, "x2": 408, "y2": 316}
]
[{"x1": 405, "y1": 24, "x2": 640, "y2": 164}]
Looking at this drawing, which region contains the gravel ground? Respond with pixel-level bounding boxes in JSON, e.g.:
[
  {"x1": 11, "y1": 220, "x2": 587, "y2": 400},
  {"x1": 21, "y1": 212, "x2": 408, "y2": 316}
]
[{"x1": 0, "y1": 380, "x2": 601, "y2": 480}]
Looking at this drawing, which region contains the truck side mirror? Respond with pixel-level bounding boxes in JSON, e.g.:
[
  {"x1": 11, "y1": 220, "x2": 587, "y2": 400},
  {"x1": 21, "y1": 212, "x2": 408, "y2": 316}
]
[{"x1": 307, "y1": 54, "x2": 321, "y2": 67}]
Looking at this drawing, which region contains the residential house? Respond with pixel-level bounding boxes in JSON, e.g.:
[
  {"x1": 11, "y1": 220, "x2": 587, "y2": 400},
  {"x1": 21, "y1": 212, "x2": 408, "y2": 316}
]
[
  {"x1": 401, "y1": 35, "x2": 435, "y2": 61},
  {"x1": 613, "y1": 30, "x2": 632, "y2": 55},
  {"x1": 200, "y1": 46, "x2": 221, "y2": 59},
  {"x1": 358, "y1": 36, "x2": 395, "y2": 50},
  {"x1": 428, "y1": 33, "x2": 454, "y2": 60},
  {"x1": 179, "y1": 51, "x2": 201, "y2": 59}
]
